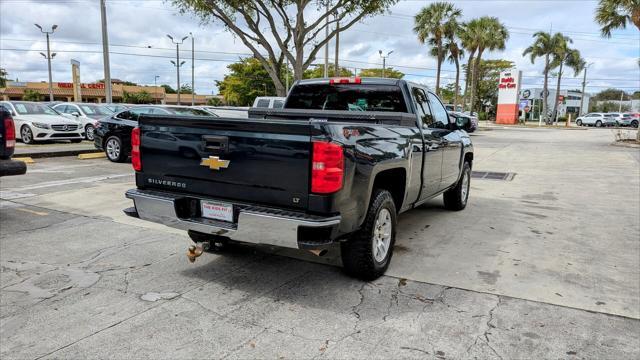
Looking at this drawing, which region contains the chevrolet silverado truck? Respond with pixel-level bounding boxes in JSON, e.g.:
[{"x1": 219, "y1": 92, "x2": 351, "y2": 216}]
[{"x1": 124, "y1": 77, "x2": 473, "y2": 280}]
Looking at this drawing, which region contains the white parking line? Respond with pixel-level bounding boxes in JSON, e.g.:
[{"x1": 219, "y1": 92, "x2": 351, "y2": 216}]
[{"x1": 5, "y1": 173, "x2": 133, "y2": 192}]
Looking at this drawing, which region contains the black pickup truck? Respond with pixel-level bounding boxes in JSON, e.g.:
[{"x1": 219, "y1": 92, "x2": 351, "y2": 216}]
[{"x1": 124, "y1": 78, "x2": 473, "y2": 280}]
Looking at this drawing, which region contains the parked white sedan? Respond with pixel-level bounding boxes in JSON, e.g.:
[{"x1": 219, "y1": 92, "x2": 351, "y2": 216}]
[
  {"x1": 53, "y1": 102, "x2": 114, "y2": 141},
  {"x1": 575, "y1": 113, "x2": 616, "y2": 127},
  {"x1": 0, "y1": 101, "x2": 84, "y2": 144}
]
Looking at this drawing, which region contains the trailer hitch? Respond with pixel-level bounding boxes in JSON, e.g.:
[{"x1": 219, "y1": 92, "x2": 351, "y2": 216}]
[{"x1": 187, "y1": 242, "x2": 210, "y2": 263}]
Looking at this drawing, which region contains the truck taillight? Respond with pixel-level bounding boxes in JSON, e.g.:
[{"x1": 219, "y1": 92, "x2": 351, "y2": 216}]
[
  {"x1": 131, "y1": 127, "x2": 141, "y2": 171},
  {"x1": 329, "y1": 77, "x2": 361, "y2": 85},
  {"x1": 311, "y1": 141, "x2": 344, "y2": 194},
  {"x1": 4, "y1": 117, "x2": 16, "y2": 149}
]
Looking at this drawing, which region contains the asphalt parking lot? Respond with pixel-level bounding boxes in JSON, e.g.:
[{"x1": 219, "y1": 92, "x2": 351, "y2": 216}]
[{"x1": 1, "y1": 127, "x2": 639, "y2": 359}]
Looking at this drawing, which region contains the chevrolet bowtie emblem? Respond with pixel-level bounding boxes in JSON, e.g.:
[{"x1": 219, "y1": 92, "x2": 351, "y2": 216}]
[{"x1": 200, "y1": 156, "x2": 230, "y2": 170}]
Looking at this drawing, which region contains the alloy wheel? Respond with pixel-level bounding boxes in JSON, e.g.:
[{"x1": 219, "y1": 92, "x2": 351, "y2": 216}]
[
  {"x1": 372, "y1": 208, "x2": 392, "y2": 263},
  {"x1": 85, "y1": 125, "x2": 95, "y2": 141},
  {"x1": 106, "y1": 138, "x2": 120, "y2": 160}
]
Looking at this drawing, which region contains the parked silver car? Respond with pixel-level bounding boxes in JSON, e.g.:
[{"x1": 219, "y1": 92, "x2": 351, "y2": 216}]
[{"x1": 575, "y1": 113, "x2": 616, "y2": 127}]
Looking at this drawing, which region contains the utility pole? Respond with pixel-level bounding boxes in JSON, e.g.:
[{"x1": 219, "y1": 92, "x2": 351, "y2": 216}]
[
  {"x1": 154, "y1": 75, "x2": 160, "y2": 104},
  {"x1": 324, "y1": 2, "x2": 329, "y2": 78},
  {"x1": 100, "y1": 0, "x2": 112, "y2": 103},
  {"x1": 334, "y1": 12, "x2": 340, "y2": 76},
  {"x1": 190, "y1": 32, "x2": 195, "y2": 106},
  {"x1": 379, "y1": 50, "x2": 393, "y2": 78},
  {"x1": 619, "y1": 90, "x2": 624, "y2": 112},
  {"x1": 167, "y1": 34, "x2": 188, "y2": 105},
  {"x1": 34, "y1": 24, "x2": 57, "y2": 101},
  {"x1": 285, "y1": 55, "x2": 290, "y2": 94},
  {"x1": 578, "y1": 63, "x2": 592, "y2": 117}
]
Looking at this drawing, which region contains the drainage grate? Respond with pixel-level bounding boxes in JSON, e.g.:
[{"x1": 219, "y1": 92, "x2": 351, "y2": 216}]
[{"x1": 471, "y1": 171, "x2": 516, "y2": 181}]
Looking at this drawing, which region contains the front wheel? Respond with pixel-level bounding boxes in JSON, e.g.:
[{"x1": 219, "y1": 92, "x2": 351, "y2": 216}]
[
  {"x1": 595, "y1": 120, "x2": 602, "y2": 128},
  {"x1": 631, "y1": 120, "x2": 639, "y2": 128},
  {"x1": 443, "y1": 162, "x2": 471, "y2": 211},
  {"x1": 576, "y1": 119, "x2": 582, "y2": 126},
  {"x1": 341, "y1": 189, "x2": 397, "y2": 281},
  {"x1": 85, "y1": 124, "x2": 95, "y2": 141},
  {"x1": 105, "y1": 136, "x2": 127, "y2": 162},
  {"x1": 21, "y1": 125, "x2": 34, "y2": 144}
]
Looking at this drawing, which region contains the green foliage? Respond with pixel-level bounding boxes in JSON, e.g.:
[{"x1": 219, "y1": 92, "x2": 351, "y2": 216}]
[
  {"x1": 178, "y1": 84, "x2": 193, "y2": 94},
  {"x1": 467, "y1": 59, "x2": 515, "y2": 112},
  {"x1": 122, "y1": 90, "x2": 152, "y2": 104},
  {"x1": 303, "y1": 64, "x2": 354, "y2": 79},
  {"x1": 593, "y1": 88, "x2": 630, "y2": 101},
  {"x1": 595, "y1": 0, "x2": 639, "y2": 37},
  {"x1": 591, "y1": 101, "x2": 631, "y2": 112},
  {"x1": 357, "y1": 68, "x2": 404, "y2": 79},
  {"x1": 632, "y1": 91, "x2": 640, "y2": 100},
  {"x1": 0, "y1": 68, "x2": 8, "y2": 88},
  {"x1": 207, "y1": 97, "x2": 223, "y2": 106},
  {"x1": 161, "y1": 84, "x2": 176, "y2": 94},
  {"x1": 216, "y1": 57, "x2": 288, "y2": 106},
  {"x1": 22, "y1": 89, "x2": 41, "y2": 101}
]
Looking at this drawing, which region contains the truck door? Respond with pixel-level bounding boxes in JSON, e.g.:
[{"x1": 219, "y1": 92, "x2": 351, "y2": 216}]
[
  {"x1": 411, "y1": 87, "x2": 444, "y2": 199},
  {"x1": 426, "y1": 92, "x2": 463, "y2": 189}
]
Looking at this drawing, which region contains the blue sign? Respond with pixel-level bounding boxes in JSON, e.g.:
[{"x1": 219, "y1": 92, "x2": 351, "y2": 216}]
[{"x1": 519, "y1": 100, "x2": 529, "y2": 109}]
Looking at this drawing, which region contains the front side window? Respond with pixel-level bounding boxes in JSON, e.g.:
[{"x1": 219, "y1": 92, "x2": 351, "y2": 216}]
[
  {"x1": 256, "y1": 99, "x2": 270, "y2": 108},
  {"x1": 80, "y1": 104, "x2": 113, "y2": 116},
  {"x1": 426, "y1": 92, "x2": 449, "y2": 129},
  {"x1": 12, "y1": 102, "x2": 60, "y2": 115},
  {"x1": 411, "y1": 87, "x2": 433, "y2": 127}
]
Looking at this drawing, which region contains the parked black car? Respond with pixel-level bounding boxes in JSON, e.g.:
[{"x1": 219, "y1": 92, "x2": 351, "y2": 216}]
[
  {"x1": 123, "y1": 77, "x2": 473, "y2": 280},
  {"x1": 0, "y1": 105, "x2": 27, "y2": 177},
  {"x1": 94, "y1": 105, "x2": 213, "y2": 162}
]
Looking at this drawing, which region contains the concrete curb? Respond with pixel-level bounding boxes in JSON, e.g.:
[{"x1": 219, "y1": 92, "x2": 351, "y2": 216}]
[{"x1": 14, "y1": 148, "x2": 103, "y2": 159}]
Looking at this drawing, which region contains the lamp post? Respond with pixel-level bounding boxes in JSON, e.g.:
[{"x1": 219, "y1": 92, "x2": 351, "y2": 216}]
[
  {"x1": 99, "y1": 0, "x2": 112, "y2": 103},
  {"x1": 189, "y1": 32, "x2": 195, "y2": 106},
  {"x1": 378, "y1": 50, "x2": 393, "y2": 78},
  {"x1": 578, "y1": 62, "x2": 593, "y2": 117},
  {"x1": 167, "y1": 34, "x2": 188, "y2": 105},
  {"x1": 34, "y1": 24, "x2": 57, "y2": 101},
  {"x1": 154, "y1": 75, "x2": 160, "y2": 104}
]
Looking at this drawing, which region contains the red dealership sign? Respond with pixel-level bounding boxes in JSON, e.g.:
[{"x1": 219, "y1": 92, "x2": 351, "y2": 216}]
[{"x1": 57, "y1": 82, "x2": 105, "y2": 89}]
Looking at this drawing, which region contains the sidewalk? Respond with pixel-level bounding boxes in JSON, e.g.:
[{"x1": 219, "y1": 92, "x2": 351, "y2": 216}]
[{"x1": 13, "y1": 141, "x2": 101, "y2": 158}]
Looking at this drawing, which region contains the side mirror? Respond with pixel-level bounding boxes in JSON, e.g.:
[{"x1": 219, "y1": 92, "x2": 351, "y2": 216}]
[
  {"x1": 10, "y1": 111, "x2": 16, "y2": 117},
  {"x1": 71, "y1": 111, "x2": 80, "y2": 117}
]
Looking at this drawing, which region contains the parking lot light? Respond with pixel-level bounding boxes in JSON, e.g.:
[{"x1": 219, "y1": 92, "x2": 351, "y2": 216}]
[{"x1": 34, "y1": 23, "x2": 57, "y2": 101}]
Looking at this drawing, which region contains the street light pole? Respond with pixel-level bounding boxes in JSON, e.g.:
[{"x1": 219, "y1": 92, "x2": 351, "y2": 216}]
[
  {"x1": 334, "y1": 11, "x2": 340, "y2": 76},
  {"x1": 154, "y1": 75, "x2": 160, "y2": 104},
  {"x1": 34, "y1": 24, "x2": 57, "y2": 101},
  {"x1": 323, "y1": 1, "x2": 329, "y2": 78},
  {"x1": 578, "y1": 63, "x2": 592, "y2": 117},
  {"x1": 378, "y1": 50, "x2": 393, "y2": 78},
  {"x1": 100, "y1": 0, "x2": 112, "y2": 103},
  {"x1": 167, "y1": 34, "x2": 188, "y2": 105},
  {"x1": 190, "y1": 32, "x2": 195, "y2": 106}
]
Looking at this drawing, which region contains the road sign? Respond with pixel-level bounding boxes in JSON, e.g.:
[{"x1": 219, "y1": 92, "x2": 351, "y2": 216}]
[{"x1": 524, "y1": 106, "x2": 531, "y2": 113}]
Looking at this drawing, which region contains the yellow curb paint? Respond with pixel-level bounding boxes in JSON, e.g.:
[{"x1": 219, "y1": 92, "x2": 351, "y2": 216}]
[
  {"x1": 16, "y1": 208, "x2": 49, "y2": 216},
  {"x1": 12, "y1": 157, "x2": 34, "y2": 164},
  {"x1": 77, "y1": 152, "x2": 106, "y2": 160}
]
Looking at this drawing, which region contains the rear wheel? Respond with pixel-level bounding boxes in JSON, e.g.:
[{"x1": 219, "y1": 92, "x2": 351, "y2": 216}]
[
  {"x1": 105, "y1": 136, "x2": 126, "y2": 162},
  {"x1": 20, "y1": 125, "x2": 34, "y2": 144},
  {"x1": 632, "y1": 120, "x2": 639, "y2": 128},
  {"x1": 85, "y1": 124, "x2": 95, "y2": 141},
  {"x1": 595, "y1": 120, "x2": 602, "y2": 128},
  {"x1": 576, "y1": 119, "x2": 582, "y2": 126},
  {"x1": 341, "y1": 189, "x2": 397, "y2": 281},
  {"x1": 443, "y1": 162, "x2": 471, "y2": 211}
]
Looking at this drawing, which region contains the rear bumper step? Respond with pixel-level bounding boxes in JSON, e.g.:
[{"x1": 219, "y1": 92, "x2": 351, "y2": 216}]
[{"x1": 124, "y1": 188, "x2": 340, "y2": 249}]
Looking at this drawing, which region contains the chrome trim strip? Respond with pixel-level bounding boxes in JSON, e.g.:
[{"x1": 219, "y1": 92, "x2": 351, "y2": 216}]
[{"x1": 125, "y1": 189, "x2": 340, "y2": 249}]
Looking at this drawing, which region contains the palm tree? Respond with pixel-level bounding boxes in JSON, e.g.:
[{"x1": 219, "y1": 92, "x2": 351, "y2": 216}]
[
  {"x1": 414, "y1": 2, "x2": 462, "y2": 95},
  {"x1": 467, "y1": 17, "x2": 509, "y2": 113},
  {"x1": 595, "y1": 0, "x2": 640, "y2": 37},
  {"x1": 459, "y1": 21, "x2": 478, "y2": 111},
  {"x1": 443, "y1": 28, "x2": 464, "y2": 107},
  {"x1": 523, "y1": 32, "x2": 566, "y2": 123},
  {"x1": 551, "y1": 47, "x2": 586, "y2": 123}
]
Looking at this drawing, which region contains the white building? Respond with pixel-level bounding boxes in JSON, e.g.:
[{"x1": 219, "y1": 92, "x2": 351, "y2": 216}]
[{"x1": 519, "y1": 88, "x2": 590, "y2": 120}]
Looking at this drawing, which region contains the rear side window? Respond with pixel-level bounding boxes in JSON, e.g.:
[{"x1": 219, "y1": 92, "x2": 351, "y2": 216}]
[
  {"x1": 286, "y1": 84, "x2": 407, "y2": 112},
  {"x1": 256, "y1": 99, "x2": 270, "y2": 108},
  {"x1": 273, "y1": 100, "x2": 284, "y2": 109}
]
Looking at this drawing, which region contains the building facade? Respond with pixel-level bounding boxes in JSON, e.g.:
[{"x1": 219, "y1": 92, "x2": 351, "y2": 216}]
[
  {"x1": 519, "y1": 88, "x2": 590, "y2": 120},
  {"x1": 0, "y1": 81, "x2": 166, "y2": 103}
]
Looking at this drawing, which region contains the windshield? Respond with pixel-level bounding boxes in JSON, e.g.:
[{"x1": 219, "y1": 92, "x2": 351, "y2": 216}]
[
  {"x1": 80, "y1": 104, "x2": 114, "y2": 116},
  {"x1": 12, "y1": 102, "x2": 61, "y2": 115},
  {"x1": 286, "y1": 84, "x2": 408, "y2": 112},
  {"x1": 164, "y1": 107, "x2": 211, "y2": 116}
]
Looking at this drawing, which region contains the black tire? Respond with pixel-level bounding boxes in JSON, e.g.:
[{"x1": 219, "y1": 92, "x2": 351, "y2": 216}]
[
  {"x1": 188, "y1": 230, "x2": 228, "y2": 254},
  {"x1": 632, "y1": 120, "x2": 639, "y2": 128},
  {"x1": 595, "y1": 120, "x2": 602, "y2": 128},
  {"x1": 85, "y1": 124, "x2": 95, "y2": 141},
  {"x1": 576, "y1": 119, "x2": 582, "y2": 126},
  {"x1": 20, "y1": 125, "x2": 34, "y2": 144},
  {"x1": 104, "y1": 136, "x2": 127, "y2": 162},
  {"x1": 70, "y1": 139, "x2": 83, "y2": 143},
  {"x1": 341, "y1": 189, "x2": 397, "y2": 281},
  {"x1": 443, "y1": 162, "x2": 471, "y2": 211}
]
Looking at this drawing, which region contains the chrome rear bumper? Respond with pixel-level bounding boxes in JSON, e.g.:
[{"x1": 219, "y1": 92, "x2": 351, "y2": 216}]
[{"x1": 125, "y1": 188, "x2": 340, "y2": 249}]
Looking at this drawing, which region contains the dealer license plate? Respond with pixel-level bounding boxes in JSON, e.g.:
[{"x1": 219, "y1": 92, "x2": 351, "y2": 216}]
[{"x1": 201, "y1": 201, "x2": 233, "y2": 222}]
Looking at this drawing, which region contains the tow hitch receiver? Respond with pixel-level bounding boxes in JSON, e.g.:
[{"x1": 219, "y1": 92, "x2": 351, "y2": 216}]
[{"x1": 187, "y1": 242, "x2": 209, "y2": 263}]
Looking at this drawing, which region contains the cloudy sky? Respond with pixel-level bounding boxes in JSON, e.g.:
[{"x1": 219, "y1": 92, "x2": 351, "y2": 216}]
[{"x1": 1, "y1": 0, "x2": 638, "y2": 95}]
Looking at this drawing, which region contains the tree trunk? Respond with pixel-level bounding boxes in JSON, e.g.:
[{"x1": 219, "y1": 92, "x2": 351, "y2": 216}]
[
  {"x1": 469, "y1": 49, "x2": 483, "y2": 114},
  {"x1": 462, "y1": 51, "x2": 475, "y2": 111},
  {"x1": 542, "y1": 55, "x2": 550, "y2": 124},
  {"x1": 552, "y1": 62, "x2": 563, "y2": 125},
  {"x1": 435, "y1": 43, "x2": 443, "y2": 96},
  {"x1": 454, "y1": 56, "x2": 460, "y2": 108}
]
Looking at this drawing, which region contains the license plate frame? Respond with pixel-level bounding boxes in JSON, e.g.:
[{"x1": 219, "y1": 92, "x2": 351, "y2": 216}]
[{"x1": 200, "y1": 200, "x2": 234, "y2": 222}]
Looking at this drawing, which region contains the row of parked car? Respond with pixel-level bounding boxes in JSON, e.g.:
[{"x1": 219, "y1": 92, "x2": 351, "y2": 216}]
[{"x1": 575, "y1": 112, "x2": 639, "y2": 128}]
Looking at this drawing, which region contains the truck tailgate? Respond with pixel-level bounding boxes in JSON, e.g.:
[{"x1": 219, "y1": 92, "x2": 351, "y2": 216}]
[{"x1": 137, "y1": 116, "x2": 313, "y2": 209}]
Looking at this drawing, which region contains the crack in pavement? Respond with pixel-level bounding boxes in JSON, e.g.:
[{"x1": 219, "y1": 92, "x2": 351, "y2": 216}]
[{"x1": 465, "y1": 295, "x2": 503, "y2": 359}]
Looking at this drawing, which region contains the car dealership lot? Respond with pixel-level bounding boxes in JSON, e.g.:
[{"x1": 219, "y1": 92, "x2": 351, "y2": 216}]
[{"x1": 1, "y1": 127, "x2": 638, "y2": 359}]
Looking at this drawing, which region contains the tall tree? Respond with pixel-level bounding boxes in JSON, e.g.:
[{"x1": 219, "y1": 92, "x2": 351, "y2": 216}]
[
  {"x1": 357, "y1": 68, "x2": 404, "y2": 79},
  {"x1": 173, "y1": 0, "x2": 398, "y2": 96},
  {"x1": 414, "y1": 2, "x2": 462, "y2": 95},
  {"x1": 595, "y1": 0, "x2": 640, "y2": 37},
  {"x1": 303, "y1": 63, "x2": 353, "y2": 79},
  {"x1": 523, "y1": 32, "x2": 566, "y2": 123},
  {"x1": 0, "y1": 68, "x2": 8, "y2": 88},
  {"x1": 459, "y1": 21, "x2": 478, "y2": 111},
  {"x1": 550, "y1": 39, "x2": 585, "y2": 123},
  {"x1": 466, "y1": 16, "x2": 509, "y2": 114},
  {"x1": 443, "y1": 26, "x2": 464, "y2": 107},
  {"x1": 216, "y1": 57, "x2": 289, "y2": 106}
]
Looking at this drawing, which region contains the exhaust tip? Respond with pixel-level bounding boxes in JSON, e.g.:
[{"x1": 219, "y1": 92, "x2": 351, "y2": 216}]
[{"x1": 309, "y1": 249, "x2": 328, "y2": 257}]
